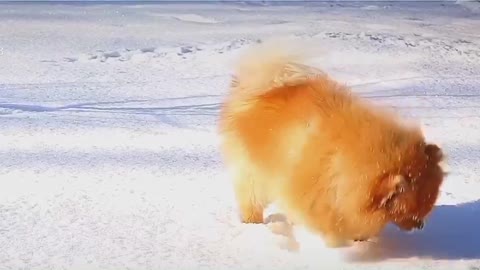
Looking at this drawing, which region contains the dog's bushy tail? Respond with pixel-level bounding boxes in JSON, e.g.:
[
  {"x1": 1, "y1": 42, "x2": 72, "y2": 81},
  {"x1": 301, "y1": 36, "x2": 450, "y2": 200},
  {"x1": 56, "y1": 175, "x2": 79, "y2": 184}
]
[{"x1": 229, "y1": 38, "x2": 324, "y2": 98}]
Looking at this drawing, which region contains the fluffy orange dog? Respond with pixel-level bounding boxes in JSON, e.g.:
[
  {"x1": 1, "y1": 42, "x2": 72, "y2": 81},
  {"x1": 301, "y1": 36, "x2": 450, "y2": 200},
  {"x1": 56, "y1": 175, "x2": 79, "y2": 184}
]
[{"x1": 218, "y1": 40, "x2": 446, "y2": 247}]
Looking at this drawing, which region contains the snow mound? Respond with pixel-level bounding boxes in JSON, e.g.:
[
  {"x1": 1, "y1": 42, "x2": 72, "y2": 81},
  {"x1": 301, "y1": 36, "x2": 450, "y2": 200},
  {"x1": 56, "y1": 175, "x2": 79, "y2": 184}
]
[{"x1": 172, "y1": 14, "x2": 219, "y2": 24}]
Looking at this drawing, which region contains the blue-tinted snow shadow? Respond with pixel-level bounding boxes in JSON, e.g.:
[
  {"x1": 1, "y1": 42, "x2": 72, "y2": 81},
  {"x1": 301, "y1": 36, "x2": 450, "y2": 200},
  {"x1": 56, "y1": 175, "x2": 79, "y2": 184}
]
[{"x1": 348, "y1": 200, "x2": 480, "y2": 261}]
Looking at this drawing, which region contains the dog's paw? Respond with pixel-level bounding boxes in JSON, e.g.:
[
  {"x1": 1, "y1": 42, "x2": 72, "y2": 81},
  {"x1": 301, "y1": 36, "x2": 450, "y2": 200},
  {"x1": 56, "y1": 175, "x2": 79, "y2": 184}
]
[
  {"x1": 266, "y1": 221, "x2": 300, "y2": 252},
  {"x1": 353, "y1": 238, "x2": 369, "y2": 242},
  {"x1": 324, "y1": 235, "x2": 353, "y2": 248}
]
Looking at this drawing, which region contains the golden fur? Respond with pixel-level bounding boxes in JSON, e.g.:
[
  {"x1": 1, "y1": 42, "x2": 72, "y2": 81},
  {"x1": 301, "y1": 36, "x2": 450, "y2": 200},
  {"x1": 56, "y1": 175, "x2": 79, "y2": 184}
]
[{"x1": 218, "y1": 40, "x2": 446, "y2": 247}]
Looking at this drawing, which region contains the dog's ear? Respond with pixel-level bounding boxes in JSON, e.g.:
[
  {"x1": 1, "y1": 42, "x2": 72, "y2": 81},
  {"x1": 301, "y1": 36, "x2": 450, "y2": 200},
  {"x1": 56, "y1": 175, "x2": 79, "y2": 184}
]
[
  {"x1": 375, "y1": 174, "x2": 408, "y2": 208},
  {"x1": 425, "y1": 143, "x2": 443, "y2": 163}
]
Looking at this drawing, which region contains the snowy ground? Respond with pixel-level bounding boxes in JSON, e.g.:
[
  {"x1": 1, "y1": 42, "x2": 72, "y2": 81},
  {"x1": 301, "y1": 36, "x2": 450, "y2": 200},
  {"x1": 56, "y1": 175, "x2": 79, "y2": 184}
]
[{"x1": 1, "y1": 1, "x2": 480, "y2": 269}]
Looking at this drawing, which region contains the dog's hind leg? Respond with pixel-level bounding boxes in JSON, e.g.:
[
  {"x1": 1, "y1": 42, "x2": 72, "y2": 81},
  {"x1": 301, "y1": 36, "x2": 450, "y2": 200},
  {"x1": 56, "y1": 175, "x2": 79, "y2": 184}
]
[{"x1": 233, "y1": 172, "x2": 265, "y2": 224}]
